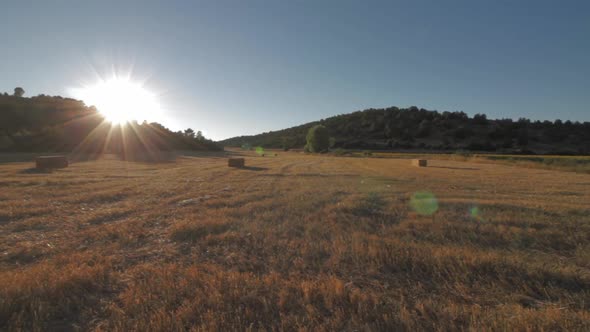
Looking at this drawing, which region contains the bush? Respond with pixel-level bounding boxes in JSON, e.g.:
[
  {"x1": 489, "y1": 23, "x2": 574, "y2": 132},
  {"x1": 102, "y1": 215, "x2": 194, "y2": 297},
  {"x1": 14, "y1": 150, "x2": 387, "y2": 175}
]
[
  {"x1": 305, "y1": 125, "x2": 330, "y2": 153},
  {"x1": 454, "y1": 150, "x2": 473, "y2": 158},
  {"x1": 466, "y1": 142, "x2": 496, "y2": 152},
  {"x1": 453, "y1": 127, "x2": 474, "y2": 140},
  {"x1": 0, "y1": 136, "x2": 14, "y2": 149},
  {"x1": 332, "y1": 148, "x2": 347, "y2": 156}
]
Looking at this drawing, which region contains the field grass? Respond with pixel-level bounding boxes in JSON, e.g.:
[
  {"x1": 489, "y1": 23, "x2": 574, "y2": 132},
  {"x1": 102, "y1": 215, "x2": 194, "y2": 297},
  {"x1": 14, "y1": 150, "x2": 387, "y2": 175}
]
[
  {"x1": 1, "y1": 151, "x2": 590, "y2": 331},
  {"x1": 475, "y1": 154, "x2": 590, "y2": 173},
  {"x1": 342, "y1": 151, "x2": 590, "y2": 174}
]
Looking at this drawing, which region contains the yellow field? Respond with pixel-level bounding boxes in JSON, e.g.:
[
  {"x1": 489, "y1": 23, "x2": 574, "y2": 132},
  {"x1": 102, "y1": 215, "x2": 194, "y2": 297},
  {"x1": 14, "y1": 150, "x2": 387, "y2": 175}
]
[
  {"x1": 343, "y1": 151, "x2": 590, "y2": 174},
  {"x1": 1, "y1": 151, "x2": 590, "y2": 331}
]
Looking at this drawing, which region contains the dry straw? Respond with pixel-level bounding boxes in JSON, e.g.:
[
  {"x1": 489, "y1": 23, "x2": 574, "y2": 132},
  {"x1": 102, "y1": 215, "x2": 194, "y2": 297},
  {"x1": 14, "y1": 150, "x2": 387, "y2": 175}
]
[
  {"x1": 35, "y1": 156, "x2": 68, "y2": 169},
  {"x1": 228, "y1": 158, "x2": 245, "y2": 167},
  {"x1": 412, "y1": 159, "x2": 427, "y2": 167}
]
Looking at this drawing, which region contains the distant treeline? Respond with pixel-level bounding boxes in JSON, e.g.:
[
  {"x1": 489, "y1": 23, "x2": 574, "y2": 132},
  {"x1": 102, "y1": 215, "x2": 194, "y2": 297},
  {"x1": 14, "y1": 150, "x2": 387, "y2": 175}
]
[
  {"x1": 0, "y1": 89, "x2": 221, "y2": 156},
  {"x1": 220, "y1": 107, "x2": 590, "y2": 155}
]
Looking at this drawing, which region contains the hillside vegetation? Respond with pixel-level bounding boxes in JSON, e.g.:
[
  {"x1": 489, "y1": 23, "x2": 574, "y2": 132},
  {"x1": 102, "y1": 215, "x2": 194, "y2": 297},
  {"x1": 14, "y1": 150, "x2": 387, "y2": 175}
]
[
  {"x1": 0, "y1": 91, "x2": 220, "y2": 155},
  {"x1": 220, "y1": 107, "x2": 590, "y2": 154}
]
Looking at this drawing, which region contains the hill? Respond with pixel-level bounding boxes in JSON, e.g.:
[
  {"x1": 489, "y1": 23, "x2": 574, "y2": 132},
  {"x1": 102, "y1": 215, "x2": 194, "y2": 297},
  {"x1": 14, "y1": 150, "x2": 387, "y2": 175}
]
[
  {"x1": 220, "y1": 107, "x2": 590, "y2": 154},
  {"x1": 0, "y1": 91, "x2": 221, "y2": 156}
]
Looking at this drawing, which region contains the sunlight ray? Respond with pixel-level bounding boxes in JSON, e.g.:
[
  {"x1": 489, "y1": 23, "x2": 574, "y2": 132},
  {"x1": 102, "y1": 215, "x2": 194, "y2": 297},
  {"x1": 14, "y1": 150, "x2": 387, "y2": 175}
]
[{"x1": 70, "y1": 75, "x2": 163, "y2": 125}]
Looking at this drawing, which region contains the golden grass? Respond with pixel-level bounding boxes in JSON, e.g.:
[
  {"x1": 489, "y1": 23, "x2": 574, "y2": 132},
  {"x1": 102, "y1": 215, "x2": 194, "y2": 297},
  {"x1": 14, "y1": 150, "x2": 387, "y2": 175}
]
[
  {"x1": 1, "y1": 150, "x2": 589, "y2": 330},
  {"x1": 365, "y1": 151, "x2": 590, "y2": 174}
]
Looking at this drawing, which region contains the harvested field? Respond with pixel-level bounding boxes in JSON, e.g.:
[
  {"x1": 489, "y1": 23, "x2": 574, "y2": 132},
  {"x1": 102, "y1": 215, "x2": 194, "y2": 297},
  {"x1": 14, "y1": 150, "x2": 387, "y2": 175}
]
[{"x1": 1, "y1": 151, "x2": 589, "y2": 331}]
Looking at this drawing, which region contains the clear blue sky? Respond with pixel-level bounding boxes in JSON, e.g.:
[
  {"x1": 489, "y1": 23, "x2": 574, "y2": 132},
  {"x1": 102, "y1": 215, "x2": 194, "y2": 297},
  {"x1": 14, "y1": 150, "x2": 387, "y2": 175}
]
[{"x1": 1, "y1": 1, "x2": 588, "y2": 140}]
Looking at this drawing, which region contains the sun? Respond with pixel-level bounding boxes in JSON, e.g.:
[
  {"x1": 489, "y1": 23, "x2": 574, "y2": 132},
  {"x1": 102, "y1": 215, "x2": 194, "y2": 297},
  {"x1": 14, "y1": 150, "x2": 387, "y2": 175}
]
[{"x1": 73, "y1": 77, "x2": 161, "y2": 124}]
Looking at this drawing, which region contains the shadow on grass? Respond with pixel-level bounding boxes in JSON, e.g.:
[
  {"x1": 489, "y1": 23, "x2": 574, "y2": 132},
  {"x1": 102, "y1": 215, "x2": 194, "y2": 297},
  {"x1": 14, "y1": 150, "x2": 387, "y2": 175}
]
[
  {"x1": 171, "y1": 222, "x2": 233, "y2": 242},
  {"x1": 87, "y1": 211, "x2": 134, "y2": 225},
  {"x1": 239, "y1": 166, "x2": 269, "y2": 171},
  {"x1": 259, "y1": 173, "x2": 359, "y2": 178},
  {"x1": 351, "y1": 192, "x2": 387, "y2": 217},
  {"x1": 18, "y1": 168, "x2": 54, "y2": 174},
  {"x1": 428, "y1": 166, "x2": 479, "y2": 171},
  {"x1": 0, "y1": 214, "x2": 10, "y2": 224}
]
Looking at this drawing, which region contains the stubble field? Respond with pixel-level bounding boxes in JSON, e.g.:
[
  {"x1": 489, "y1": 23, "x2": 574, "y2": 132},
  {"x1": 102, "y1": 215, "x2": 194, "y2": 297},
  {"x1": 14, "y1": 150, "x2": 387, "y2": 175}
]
[{"x1": 1, "y1": 151, "x2": 589, "y2": 331}]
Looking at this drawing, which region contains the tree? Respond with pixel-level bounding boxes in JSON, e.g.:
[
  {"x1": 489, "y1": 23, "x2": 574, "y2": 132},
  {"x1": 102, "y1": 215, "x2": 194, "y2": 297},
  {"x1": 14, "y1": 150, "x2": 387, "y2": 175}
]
[
  {"x1": 305, "y1": 125, "x2": 330, "y2": 153},
  {"x1": 329, "y1": 137, "x2": 336, "y2": 149},
  {"x1": 517, "y1": 129, "x2": 529, "y2": 146},
  {"x1": 184, "y1": 128, "x2": 195, "y2": 138},
  {"x1": 453, "y1": 127, "x2": 473, "y2": 140},
  {"x1": 281, "y1": 136, "x2": 296, "y2": 151},
  {"x1": 0, "y1": 135, "x2": 14, "y2": 150},
  {"x1": 473, "y1": 113, "x2": 488, "y2": 125},
  {"x1": 13, "y1": 87, "x2": 25, "y2": 97},
  {"x1": 416, "y1": 120, "x2": 431, "y2": 137}
]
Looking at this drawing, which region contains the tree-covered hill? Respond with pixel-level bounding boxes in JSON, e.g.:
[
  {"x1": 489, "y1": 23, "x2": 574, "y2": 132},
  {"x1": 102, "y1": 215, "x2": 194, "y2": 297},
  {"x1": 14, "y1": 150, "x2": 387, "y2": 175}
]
[
  {"x1": 0, "y1": 89, "x2": 221, "y2": 154},
  {"x1": 220, "y1": 106, "x2": 590, "y2": 155}
]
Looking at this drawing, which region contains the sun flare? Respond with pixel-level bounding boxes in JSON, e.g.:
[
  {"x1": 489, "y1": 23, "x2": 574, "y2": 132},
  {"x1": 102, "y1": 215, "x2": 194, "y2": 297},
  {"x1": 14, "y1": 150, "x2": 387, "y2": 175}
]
[{"x1": 73, "y1": 77, "x2": 161, "y2": 124}]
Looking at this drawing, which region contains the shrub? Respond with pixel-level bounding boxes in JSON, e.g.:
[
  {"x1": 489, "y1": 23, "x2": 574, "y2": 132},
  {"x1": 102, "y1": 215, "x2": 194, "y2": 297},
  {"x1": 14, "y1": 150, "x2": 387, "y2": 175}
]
[
  {"x1": 454, "y1": 150, "x2": 473, "y2": 158},
  {"x1": 305, "y1": 125, "x2": 330, "y2": 153},
  {"x1": 466, "y1": 142, "x2": 496, "y2": 152},
  {"x1": 453, "y1": 127, "x2": 474, "y2": 139},
  {"x1": 332, "y1": 148, "x2": 347, "y2": 156},
  {"x1": 0, "y1": 136, "x2": 14, "y2": 149}
]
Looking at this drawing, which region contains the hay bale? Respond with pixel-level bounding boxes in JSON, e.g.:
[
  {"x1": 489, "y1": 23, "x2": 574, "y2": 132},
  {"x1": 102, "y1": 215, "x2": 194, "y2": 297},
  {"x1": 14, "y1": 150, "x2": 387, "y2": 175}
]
[
  {"x1": 36, "y1": 156, "x2": 68, "y2": 169},
  {"x1": 228, "y1": 158, "x2": 245, "y2": 168},
  {"x1": 412, "y1": 159, "x2": 427, "y2": 167}
]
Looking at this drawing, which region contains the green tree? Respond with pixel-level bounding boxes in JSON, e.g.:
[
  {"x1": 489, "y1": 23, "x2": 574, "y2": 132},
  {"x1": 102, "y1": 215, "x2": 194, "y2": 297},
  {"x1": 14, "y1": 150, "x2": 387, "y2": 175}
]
[
  {"x1": 184, "y1": 128, "x2": 195, "y2": 138},
  {"x1": 517, "y1": 129, "x2": 529, "y2": 146},
  {"x1": 280, "y1": 136, "x2": 296, "y2": 151},
  {"x1": 305, "y1": 125, "x2": 330, "y2": 153},
  {"x1": 0, "y1": 135, "x2": 14, "y2": 150},
  {"x1": 13, "y1": 87, "x2": 25, "y2": 97},
  {"x1": 473, "y1": 113, "x2": 488, "y2": 125},
  {"x1": 416, "y1": 120, "x2": 431, "y2": 137}
]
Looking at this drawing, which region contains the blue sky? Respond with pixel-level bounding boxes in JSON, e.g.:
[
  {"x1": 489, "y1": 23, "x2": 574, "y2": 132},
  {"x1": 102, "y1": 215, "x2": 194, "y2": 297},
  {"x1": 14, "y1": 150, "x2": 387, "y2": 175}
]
[{"x1": 1, "y1": 1, "x2": 588, "y2": 140}]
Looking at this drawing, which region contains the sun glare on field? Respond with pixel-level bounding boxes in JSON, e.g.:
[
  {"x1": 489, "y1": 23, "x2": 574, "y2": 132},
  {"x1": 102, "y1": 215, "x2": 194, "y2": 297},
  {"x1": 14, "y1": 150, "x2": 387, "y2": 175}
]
[{"x1": 73, "y1": 77, "x2": 161, "y2": 124}]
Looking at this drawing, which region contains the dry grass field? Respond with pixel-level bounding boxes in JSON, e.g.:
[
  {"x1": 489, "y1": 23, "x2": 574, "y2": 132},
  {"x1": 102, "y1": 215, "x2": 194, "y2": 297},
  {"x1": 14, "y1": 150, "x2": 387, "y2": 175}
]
[{"x1": 1, "y1": 150, "x2": 590, "y2": 331}]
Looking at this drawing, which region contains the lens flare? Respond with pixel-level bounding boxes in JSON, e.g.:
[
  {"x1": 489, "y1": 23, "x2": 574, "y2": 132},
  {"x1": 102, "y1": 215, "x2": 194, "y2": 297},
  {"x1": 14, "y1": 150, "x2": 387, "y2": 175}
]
[
  {"x1": 469, "y1": 206, "x2": 484, "y2": 222},
  {"x1": 70, "y1": 76, "x2": 162, "y2": 124},
  {"x1": 256, "y1": 146, "x2": 265, "y2": 155},
  {"x1": 410, "y1": 191, "x2": 439, "y2": 216}
]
